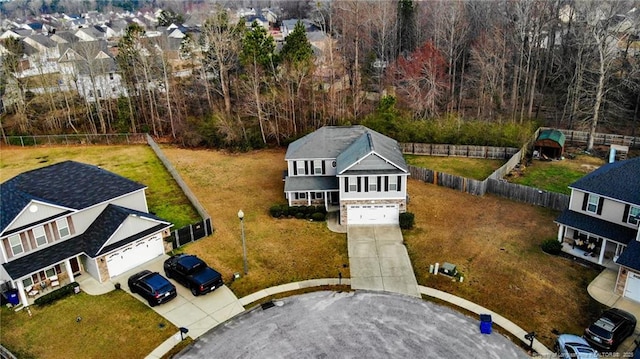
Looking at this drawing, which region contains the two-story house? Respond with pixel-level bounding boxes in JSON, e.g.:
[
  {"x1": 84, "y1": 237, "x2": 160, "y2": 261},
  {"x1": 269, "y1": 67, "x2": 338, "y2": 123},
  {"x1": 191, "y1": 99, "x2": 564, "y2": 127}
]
[
  {"x1": 284, "y1": 125, "x2": 409, "y2": 225},
  {"x1": 0, "y1": 161, "x2": 172, "y2": 305},
  {"x1": 555, "y1": 157, "x2": 640, "y2": 301}
]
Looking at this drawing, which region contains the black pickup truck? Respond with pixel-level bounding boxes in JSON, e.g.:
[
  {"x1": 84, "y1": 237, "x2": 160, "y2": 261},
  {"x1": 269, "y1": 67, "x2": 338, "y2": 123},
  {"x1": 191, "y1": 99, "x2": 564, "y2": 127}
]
[{"x1": 163, "y1": 254, "x2": 224, "y2": 296}]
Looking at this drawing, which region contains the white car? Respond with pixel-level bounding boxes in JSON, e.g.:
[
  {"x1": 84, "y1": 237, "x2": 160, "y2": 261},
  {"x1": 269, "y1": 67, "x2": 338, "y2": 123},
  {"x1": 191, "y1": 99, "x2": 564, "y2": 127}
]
[{"x1": 554, "y1": 334, "x2": 599, "y2": 359}]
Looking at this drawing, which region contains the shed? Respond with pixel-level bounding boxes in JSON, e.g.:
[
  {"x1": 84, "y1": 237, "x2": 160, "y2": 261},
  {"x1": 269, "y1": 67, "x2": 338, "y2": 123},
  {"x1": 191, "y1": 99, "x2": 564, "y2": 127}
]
[{"x1": 534, "y1": 129, "x2": 566, "y2": 159}]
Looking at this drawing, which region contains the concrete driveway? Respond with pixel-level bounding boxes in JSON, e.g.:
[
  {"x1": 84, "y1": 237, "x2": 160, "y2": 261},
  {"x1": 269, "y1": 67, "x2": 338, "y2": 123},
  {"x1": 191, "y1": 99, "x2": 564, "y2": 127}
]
[
  {"x1": 117, "y1": 255, "x2": 245, "y2": 339},
  {"x1": 347, "y1": 225, "x2": 420, "y2": 297},
  {"x1": 174, "y1": 290, "x2": 529, "y2": 359}
]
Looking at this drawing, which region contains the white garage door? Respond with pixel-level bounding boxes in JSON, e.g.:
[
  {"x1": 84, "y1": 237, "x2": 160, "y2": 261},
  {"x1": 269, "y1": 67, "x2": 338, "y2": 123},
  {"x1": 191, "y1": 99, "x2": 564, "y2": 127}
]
[
  {"x1": 106, "y1": 235, "x2": 164, "y2": 277},
  {"x1": 347, "y1": 204, "x2": 399, "y2": 225},
  {"x1": 624, "y1": 272, "x2": 640, "y2": 302}
]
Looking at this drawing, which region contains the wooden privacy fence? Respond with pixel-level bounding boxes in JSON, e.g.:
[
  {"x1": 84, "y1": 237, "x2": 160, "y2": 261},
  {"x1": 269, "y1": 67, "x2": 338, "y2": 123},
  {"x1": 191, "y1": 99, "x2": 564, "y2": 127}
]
[
  {"x1": 169, "y1": 218, "x2": 214, "y2": 249},
  {"x1": 401, "y1": 143, "x2": 519, "y2": 159},
  {"x1": 409, "y1": 166, "x2": 487, "y2": 196},
  {"x1": 486, "y1": 179, "x2": 570, "y2": 211},
  {"x1": 540, "y1": 127, "x2": 640, "y2": 149},
  {"x1": 2, "y1": 133, "x2": 147, "y2": 146}
]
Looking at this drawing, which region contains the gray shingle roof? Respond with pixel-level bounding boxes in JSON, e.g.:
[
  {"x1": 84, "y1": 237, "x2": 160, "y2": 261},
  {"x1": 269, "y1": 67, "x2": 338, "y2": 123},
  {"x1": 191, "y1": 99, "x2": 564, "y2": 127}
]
[
  {"x1": 616, "y1": 239, "x2": 640, "y2": 270},
  {"x1": 570, "y1": 157, "x2": 640, "y2": 205},
  {"x1": 284, "y1": 176, "x2": 338, "y2": 192},
  {"x1": 555, "y1": 209, "x2": 637, "y2": 245},
  {"x1": 285, "y1": 126, "x2": 407, "y2": 173},
  {"x1": 1, "y1": 204, "x2": 170, "y2": 279},
  {"x1": 1, "y1": 161, "x2": 146, "y2": 234}
]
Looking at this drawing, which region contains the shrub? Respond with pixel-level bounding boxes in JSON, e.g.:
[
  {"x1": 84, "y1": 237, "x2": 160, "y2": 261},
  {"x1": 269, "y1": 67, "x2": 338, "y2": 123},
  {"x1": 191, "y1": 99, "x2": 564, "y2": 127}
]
[
  {"x1": 311, "y1": 212, "x2": 326, "y2": 221},
  {"x1": 269, "y1": 204, "x2": 284, "y2": 218},
  {"x1": 399, "y1": 212, "x2": 415, "y2": 229},
  {"x1": 34, "y1": 282, "x2": 80, "y2": 306},
  {"x1": 541, "y1": 239, "x2": 562, "y2": 255},
  {"x1": 294, "y1": 212, "x2": 305, "y2": 219}
]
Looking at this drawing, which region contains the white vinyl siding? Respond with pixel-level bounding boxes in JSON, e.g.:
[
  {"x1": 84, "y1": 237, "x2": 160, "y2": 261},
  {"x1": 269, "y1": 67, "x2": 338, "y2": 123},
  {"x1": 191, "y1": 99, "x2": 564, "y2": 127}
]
[
  {"x1": 56, "y1": 218, "x2": 70, "y2": 238},
  {"x1": 9, "y1": 234, "x2": 23, "y2": 255},
  {"x1": 34, "y1": 226, "x2": 47, "y2": 247}
]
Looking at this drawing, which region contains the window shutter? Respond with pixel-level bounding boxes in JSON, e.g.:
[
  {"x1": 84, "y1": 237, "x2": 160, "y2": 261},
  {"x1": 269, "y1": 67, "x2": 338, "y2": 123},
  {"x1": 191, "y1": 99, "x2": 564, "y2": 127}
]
[
  {"x1": 322, "y1": 161, "x2": 326, "y2": 174},
  {"x1": 597, "y1": 197, "x2": 604, "y2": 215},
  {"x1": 384, "y1": 176, "x2": 389, "y2": 191},
  {"x1": 377, "y1": 176, "x2": 382, "y2": 192},
  {"x1": 293, "y1": 161, "x2": 297, "y2": 175},
  {"x1": 357, "y1": 177, "x2": 361, "y2": 192},
  {"x1": 573, "y1": 230, "x2": 578, "y2": 239},
  {"x1": 581, "y1": 193, "x2": 588, "y2": 211},
  {"x1": 294, "y1": 193, "x2": 299, "y2": 200},
  {"x1": 345, "y1": 177, "x2": 349, "y2": 192},
  {"x1": 305, "y1": 161, "x2": 309, "y2": 175},
  {"x1": 364, "y1": 177, "x2": 369, "y2": 192},
  {"x1": 397, "y1": 176, "x2": 402, "y2": 191},
  {"x1": 623, "y1": 204, "x2": 630, "y2": 223}
]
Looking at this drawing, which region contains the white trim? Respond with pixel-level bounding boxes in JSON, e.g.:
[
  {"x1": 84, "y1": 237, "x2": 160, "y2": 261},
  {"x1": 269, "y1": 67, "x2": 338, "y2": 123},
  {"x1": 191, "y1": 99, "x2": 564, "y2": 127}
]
[
  {"x1": 34, "y1": 226, "x2": 47, "y2": 247},
  {"x1": 586, "y1": 194, "x2": 599, "y2": 213},
  {"x1": 9, "y1": 234, "x2": 23, "y2": 256},
  {"x1": 0, "y1": 199, "x2": 76, "y2": 237},
  {"x1": 56, "y1": 217, "x2": 70, "y2": 238}
]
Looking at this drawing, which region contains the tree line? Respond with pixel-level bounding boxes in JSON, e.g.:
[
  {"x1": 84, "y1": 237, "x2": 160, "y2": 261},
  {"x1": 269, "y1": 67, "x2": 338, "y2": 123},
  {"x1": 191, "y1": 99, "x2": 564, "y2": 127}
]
[{"x1": 1, "y1": 0, "x2": 638, "y2": 151}]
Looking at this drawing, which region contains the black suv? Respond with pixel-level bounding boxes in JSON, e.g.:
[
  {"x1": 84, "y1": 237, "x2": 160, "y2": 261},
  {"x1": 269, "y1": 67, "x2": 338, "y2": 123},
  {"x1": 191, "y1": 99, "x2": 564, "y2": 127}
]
[
  {"x1": 164, "y1": 254, "x2": 224, "y2": 296},
  {"x1": 127, "y1": 270, "x2": 177, "y2": 307},
  {"x1": 584, "y1": 308, "x2": 637, "y2": 351}
]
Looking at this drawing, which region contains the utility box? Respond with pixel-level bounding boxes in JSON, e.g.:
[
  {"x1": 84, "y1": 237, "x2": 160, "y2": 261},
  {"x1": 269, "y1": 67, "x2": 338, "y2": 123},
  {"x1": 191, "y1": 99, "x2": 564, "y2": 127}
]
[
  {"x1": 480, "y1": 314, "x2": 492, "y2": 334},
  {"x1": 439, "y1": 262, "x2": 458, "y2": 277}
]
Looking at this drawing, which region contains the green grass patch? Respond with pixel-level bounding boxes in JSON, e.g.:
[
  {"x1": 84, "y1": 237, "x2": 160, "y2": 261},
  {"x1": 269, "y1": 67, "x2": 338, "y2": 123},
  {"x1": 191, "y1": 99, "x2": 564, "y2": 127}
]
[
  {"x1": 506, "y1": 155, "x2": 605, "y2": 194},
  {"x1": 1, "y1": 291, "x2": 176, "y2": 359},
  {"x1": 404, "y1": 155, "x2": 505, "y2": 180}
]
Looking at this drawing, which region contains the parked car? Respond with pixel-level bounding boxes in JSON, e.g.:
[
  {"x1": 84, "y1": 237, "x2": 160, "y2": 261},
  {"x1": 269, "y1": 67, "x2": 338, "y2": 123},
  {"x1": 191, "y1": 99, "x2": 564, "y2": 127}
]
[
  {"x1": 164, "y1": 254, "x2": 224, "y2": 296},
  {"x1": 127, "y1": 270, "x2": 177, "y2": 307},
  {"x1": 554, "y1": 334, "x2": 599, "y2": 359},
  {"x1": 584, "y1": 308, "x2": 637, "y2": 351}
]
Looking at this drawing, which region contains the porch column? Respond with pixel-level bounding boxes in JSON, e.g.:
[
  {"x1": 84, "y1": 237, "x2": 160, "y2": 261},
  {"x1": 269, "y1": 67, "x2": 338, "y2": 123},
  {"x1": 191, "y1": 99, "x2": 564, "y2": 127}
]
[
  {"x1": 307, "y1": 192, "x2": 311, "y2": 206},
  {"x1": 65, "y1": 259, "x2": 75, "y2": 282},
  {"x1": 16, "y1": 280, "x2": 27, "y2": 306},
  {"x1": 324, "y1": 192, "x2": 328, "y2": 209},
  {"x1": 598, "y1": 239, "x2": 606, "y2": 265},
  {"x1": 557, "y1": 225, "x2": 564, "y2": 243}
]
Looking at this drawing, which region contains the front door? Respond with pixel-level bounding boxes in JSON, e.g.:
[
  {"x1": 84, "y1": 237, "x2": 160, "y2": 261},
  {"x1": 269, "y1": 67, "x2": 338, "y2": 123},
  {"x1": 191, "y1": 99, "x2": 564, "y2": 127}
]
[{"x1": 70, "y1": 257, "x2": 81, "y2": 274}]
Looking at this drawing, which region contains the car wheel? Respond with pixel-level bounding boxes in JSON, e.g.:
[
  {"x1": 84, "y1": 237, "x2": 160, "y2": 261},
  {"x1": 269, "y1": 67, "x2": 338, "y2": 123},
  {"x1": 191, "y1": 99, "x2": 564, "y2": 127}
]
[
  {"x1": 148, "y1": 299, "x2": 156, "y2": 307},
  {"x1": 190, "y1": 286, "x2": 198, "y2": 296},
  {"x1": 165, "y1": 271, "x2": 172, "y2": 279}
]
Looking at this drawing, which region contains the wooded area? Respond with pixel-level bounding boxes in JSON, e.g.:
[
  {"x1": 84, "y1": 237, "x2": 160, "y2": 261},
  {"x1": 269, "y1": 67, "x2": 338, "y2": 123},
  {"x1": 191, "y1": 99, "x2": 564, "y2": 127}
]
[{"x1": 1, "y1": 0, "x2": 639, "y2": 150}]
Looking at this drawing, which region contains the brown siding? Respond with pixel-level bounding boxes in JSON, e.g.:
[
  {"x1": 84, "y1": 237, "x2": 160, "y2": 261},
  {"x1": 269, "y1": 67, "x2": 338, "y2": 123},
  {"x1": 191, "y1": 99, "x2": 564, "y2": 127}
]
[
  {"x1": 2, "y1": 237, "x2": 12, "y2": 259},
  {"x1": 25, "y1": 231, "x2": 34, "y2": 252},
  {"x1": 51, "y1": 221, "x2": 60, "y2": 241},
  {"x1": 44, "y1": 223, "x2": 54, "y2": 244}
]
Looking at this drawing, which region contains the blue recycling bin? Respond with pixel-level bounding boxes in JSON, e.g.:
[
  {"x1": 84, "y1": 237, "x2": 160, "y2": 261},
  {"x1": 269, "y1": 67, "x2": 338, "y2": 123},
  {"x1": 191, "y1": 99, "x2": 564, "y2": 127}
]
[
  {"x1": 480, "y1": 314, "x2": 492, "y2": 334},
  {"x1": 6, "y1": 289, "x2": 20, "y2": 305}
]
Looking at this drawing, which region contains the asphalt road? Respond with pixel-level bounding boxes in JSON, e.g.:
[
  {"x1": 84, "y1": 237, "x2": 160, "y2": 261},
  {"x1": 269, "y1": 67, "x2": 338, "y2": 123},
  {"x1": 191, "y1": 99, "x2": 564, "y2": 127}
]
[{"x1": 175, "y1": 291, "x2": 530, "y2": 359}]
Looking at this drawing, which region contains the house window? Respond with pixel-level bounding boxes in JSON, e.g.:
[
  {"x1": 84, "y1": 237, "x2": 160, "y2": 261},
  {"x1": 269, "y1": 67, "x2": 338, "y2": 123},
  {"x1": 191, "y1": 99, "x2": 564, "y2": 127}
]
[
  {"x1": 314, "y1": 160, "x2": 322, "y2": 175},
  {"x1": 349, "y1": 177, "x2": 358, "y2": 192},
  {"x1": 388, "y1": 176, "x2": 397, "y2": 191},
  {"x1": 369, "y1": 177, "x2": 377, "y2": 192},
  {"x1": 299, "y1": 192, "x2": 306, "y2": 199},
  {"x1": 9, "y1": 235, "x2": 23, "y2": 255},
  {"x1": 629, "y1": 206, "x2": 640, "y2": 225},
  {"x1": 297, "y1": 161, "x2": 305, "y2": 175},
  {"x1": 586, "y1": 194, "x2": 600, "y2": 213},
  {"x1": 331, "y1": 161, "x2": 336, "y2": 168},
  {"x1": 311, "y1": 192, "x2": 323, "y2": 200},
  {"x1": 56, "y1": 218, "x2": 70, "y2": 238},
  {"x1": 45, "y1": 268, "x2": 56, "y2": 278},
  {"x1": 34, "y1": 226, "x2": 47, "y2": 247},
  {"x1": 22, "y1": 277, "x2": 33, "y2": 288}
]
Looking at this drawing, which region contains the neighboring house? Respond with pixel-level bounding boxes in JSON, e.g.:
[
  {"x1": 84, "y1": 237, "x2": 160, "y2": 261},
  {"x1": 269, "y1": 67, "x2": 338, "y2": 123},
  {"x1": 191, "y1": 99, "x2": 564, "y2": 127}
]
[
  {"x1": 555, "y1": 157, "x2": 640, "y2": 301},
  {"x1": 284, "y1": 125, "x2": 409, "y2": 225},
  {"x1": 0, "y1": 161, "x2": 172, "y2": 305}
]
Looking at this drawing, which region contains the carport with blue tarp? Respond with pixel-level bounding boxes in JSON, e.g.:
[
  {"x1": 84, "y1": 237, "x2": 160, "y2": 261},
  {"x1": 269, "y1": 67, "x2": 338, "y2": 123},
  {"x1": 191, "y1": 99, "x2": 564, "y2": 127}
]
[{"x1": 534, "y1": 129, "x2": 566, "y2": 160}]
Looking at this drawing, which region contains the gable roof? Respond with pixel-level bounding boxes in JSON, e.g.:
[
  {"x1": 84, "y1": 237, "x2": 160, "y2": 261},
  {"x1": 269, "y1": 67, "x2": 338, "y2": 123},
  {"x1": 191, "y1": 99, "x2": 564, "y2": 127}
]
[
  {"x1": 1, "y1": 204, "x2": 169, "y2": 279},
  {"x1": 616, "y1": 240, "x2": 640, "y2": 271},
  {"x1": 569, "y1": 157, "x2": 640, "y2": 205},
  {"x1": 336, "y1": 131, "x2": 407, "y2": 174},
  {"x1": 1, "y1": 161, "x2": 146, "y2": 234},
  {"x1": 535, "y1": 129, "x2": 565, "y2": 147}
]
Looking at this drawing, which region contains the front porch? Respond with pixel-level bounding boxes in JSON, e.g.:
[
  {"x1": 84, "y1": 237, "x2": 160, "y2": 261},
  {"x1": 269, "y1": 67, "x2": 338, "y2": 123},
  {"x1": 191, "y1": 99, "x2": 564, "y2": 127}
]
[
  {"x1": 561, "y1": 242, "x2": 619, "y2": 270},
  {"x1": 22, "y1": 273, "x2": 74, "y2": 306}
]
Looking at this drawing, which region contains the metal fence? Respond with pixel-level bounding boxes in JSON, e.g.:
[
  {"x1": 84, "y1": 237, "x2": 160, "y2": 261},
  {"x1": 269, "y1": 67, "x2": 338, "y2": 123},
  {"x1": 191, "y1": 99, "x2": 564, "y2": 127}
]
[
  {"x1": 0, "y1": 344, "x2": 18, "y2": 359},
  {"x1": 2, "y1": 133, "x2": 147, "y2": 146},
  {"x1": 169, "y1": 218, "x2": 214, "y2": 249},
  {"x1": 401, "y1": 143, "x2": 519, "y2": 159}
]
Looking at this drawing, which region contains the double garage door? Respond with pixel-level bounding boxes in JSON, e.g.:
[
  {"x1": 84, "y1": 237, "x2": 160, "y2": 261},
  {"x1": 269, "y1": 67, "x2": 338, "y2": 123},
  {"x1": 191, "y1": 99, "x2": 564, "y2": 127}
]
[
  {"x1": 624, "y1": 271, "x2": 640, "y2": 303},
  {"x1": 347, "y1": 204, "x2": 399, "y2": 225},
  {"x1": 106, "y1": 235, "x2": 164, "y2": 277}
]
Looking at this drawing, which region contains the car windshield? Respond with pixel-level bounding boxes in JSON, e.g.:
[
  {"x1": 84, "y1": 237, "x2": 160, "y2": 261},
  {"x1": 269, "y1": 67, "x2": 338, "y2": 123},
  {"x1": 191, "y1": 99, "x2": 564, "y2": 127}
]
[{"x1": 588, "y1": 321, "x2": 614, "y2": 339}]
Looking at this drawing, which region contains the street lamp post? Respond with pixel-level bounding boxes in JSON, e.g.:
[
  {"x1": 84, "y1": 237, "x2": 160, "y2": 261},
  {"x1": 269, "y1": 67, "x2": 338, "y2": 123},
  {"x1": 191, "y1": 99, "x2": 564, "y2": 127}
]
[{"x1": 238, "y1": 210, "x2": 248, "y2": 275}]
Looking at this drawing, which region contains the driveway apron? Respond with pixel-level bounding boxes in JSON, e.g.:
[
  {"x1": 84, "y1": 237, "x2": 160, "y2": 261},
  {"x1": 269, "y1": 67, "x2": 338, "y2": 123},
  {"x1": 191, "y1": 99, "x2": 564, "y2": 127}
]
[{"x1": 347, "y1": 225, "x2": 420, "y2": 297}]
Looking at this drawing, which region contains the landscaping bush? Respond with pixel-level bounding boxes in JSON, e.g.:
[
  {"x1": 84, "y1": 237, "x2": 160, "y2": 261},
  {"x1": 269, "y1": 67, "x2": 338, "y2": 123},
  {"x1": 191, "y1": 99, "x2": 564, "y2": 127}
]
[
  {"x1": 34, "y1": 282, "x2": 80, "y2": 306},
  {"x1": 269, "y1": 204, "x2": 284, "y2": 218},
  {"x1": 399, "y1": 212, "x2": 415, "y2": 229},
  {"x1": 311, "y1": 212, "x2": 326, "y2": 221},
  {"x1": 541, "y1": 238, "x2": 562, "y2": 255},
  {"x1": 294, "y1": 212, "x2": 305, "y2": 219}
]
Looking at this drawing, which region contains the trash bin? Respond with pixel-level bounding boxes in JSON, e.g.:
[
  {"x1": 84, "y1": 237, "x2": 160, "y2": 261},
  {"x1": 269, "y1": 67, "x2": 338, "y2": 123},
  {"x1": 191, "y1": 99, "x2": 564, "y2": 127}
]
[
  {"x1": 480, "y1": 314, "x2": 492, "y2": 334},
  {"x1": 5, "y1": 289, "x2": 20, "y2": 305}
]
